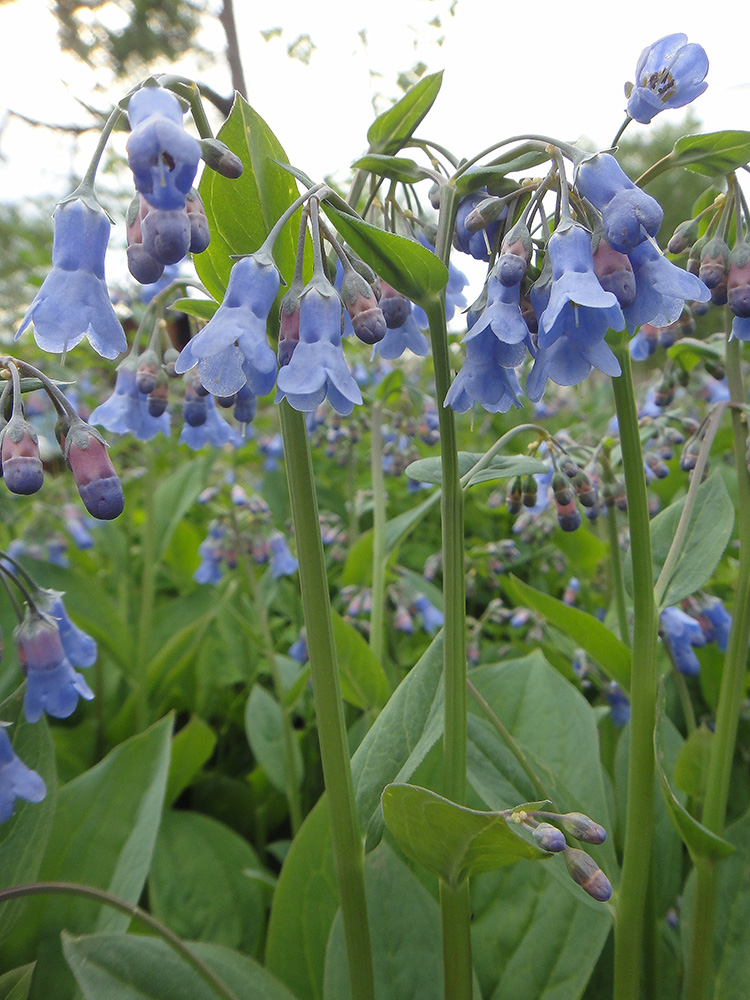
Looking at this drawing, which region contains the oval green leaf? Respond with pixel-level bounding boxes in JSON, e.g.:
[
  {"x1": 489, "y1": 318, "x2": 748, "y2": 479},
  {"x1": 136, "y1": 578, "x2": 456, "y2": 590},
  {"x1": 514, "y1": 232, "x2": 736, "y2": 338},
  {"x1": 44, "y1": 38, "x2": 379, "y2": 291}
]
[{"x1": 366, "y1": 72, "x2": 443, "y2": 154}]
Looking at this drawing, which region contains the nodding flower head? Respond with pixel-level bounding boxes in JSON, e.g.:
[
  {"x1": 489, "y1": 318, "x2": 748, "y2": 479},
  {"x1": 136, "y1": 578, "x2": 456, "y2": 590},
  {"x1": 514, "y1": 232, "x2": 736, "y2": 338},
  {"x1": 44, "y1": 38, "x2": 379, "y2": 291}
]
[{"x1": 0, "y1": 728, "x2": 46, "y2": 823}]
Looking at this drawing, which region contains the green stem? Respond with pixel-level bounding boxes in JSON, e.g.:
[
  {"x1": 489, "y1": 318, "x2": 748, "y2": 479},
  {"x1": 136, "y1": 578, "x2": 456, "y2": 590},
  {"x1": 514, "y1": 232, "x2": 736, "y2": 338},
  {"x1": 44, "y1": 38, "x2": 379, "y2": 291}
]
[
  {"x1": 279, "y1": 401, "x2": 374, "y2": 1000},
  {"x1": 611, "y1": 343, "x2": 659, "y2": 1000},
  {"x1": 0, "y1": 882, "x2": 240, "y2": 1000},
  {"x1": 232, "y1": 511, "x2": 303, "y2": 836},
  {"x1": 605, "y1": 505, "x2": 630, "y2": 645},
  {"x1": 427, "y1": 180, "x2": 472, "y2": 1000},
  {"x1": 136, "y1": 448, "x2": 157, "y2": 731},
  {"x1": 686, "y1": 333, "x2": 750, "y2": 1000},
  {"x1": 369, "y1": 402, "x2": 387, "y2": 668}
]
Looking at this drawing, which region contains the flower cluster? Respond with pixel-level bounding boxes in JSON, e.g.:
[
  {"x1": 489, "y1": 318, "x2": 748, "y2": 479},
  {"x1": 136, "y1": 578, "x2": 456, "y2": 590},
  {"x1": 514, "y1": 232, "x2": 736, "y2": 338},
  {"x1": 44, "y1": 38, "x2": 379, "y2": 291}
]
[
  {"x1": 0, "y1": 555, "x2": 99, "y2": 823},
  {"x1": 660, "y1": 597, "x2": 733, "y2": 675}
]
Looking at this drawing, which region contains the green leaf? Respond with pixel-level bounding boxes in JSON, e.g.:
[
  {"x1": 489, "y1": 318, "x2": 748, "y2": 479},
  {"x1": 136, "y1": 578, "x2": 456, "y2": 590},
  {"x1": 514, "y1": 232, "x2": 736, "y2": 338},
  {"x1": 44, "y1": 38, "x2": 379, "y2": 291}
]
[
  {"x1": 671, "y1": 131, "x2": 750, "y2": 177},
  {"x1": 16, "y1": 716, "x2": 173, "y2": 1000},
  {"x1": 244, "y1": 685, "x2": 303, "y2": 793},
  {"x1": 165, "y1": 717, "x2": 217, "y2": 807},
  {"x1": 63, "y1": 932, "x2": 298, "y2": 1000},
  {"x1": 153, "y1": 456, "x2": 214, "y2": 559},
  {"x1": 319, "y1": 202, "x2": 448, "y2": 305},
  {"x1": 382, "y1": 783, "x2": 549, "y2": 890},
  {"x1": 655, "y1": 693, "x2": 734, "y2": 862},
  {"x1": 406, "y1": 451, "x2": 548, "y2": 487},
  {"x1": 454, "y1": 145, "x2": 549, "y2": 194},
  {"x1": 366, "y1": 72, "x2": 443, "y2": 154},
  {"x1": 169, "y1": 297, "x2": 219, "y2": 321},
  {"x1": 500, "y1": 576, "x2": 631, "y2": 690},
  {"x1": 324, "y1": 842, "x2": 453, "y2": 1000},
  {"x1": 149, "y1": 810, "x2": 266, "y2": 956},
  {"x1": 351, "y1": 154, "x2": 434, "y2": 184},
  {"x1": 0, "y1": 965, "x2": 34, "y2": 1000},
  {"x1": 197, "y1": 95, "x2": 303, "y2": 298},
  {"x1": 667, "y1": 336, "x2": 724, "y2": 372},
  {"x1": 331, "y1": 611, "x2": 390, "y2": 712},
  {"x1": 681, "y1": 810, "x2": 750, "y2": 999},
  {"x1": 0, "y1": 691, "x2": 57, "y2": 946},
  {"x1": 674, "y1": 724, "x2": 713, "y2": 800},
  {"x1": 647, "y1": 472, "x2": 735, "y2": 609}
]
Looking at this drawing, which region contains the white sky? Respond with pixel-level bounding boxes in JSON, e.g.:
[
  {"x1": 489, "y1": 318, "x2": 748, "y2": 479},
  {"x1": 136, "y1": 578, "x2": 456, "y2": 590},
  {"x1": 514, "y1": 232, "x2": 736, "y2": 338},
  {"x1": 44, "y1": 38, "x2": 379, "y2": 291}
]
[{"x1": 0, "y1": 0, "x2": 747, "y2": 205}]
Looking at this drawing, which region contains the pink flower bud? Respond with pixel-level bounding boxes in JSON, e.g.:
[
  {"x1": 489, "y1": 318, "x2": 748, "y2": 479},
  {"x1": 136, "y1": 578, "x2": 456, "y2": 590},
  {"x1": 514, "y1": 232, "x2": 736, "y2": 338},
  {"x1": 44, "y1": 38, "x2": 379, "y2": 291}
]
[{"x1": 64, "y1": 418, "x2": 124, "y2": 520}]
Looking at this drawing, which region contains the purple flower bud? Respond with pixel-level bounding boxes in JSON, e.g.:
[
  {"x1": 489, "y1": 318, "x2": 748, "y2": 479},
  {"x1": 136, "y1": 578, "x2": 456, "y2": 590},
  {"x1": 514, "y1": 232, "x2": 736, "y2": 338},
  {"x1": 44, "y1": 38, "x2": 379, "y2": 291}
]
[
  {"x1": 62, "y1": 418, "x2": 124, "y2": 520},
  {"x1": 558, "y1": 812, "x2": 607, "y2": 845},
  {"x1": 379, "y1": 282, "x2": 412, "y2": 329},
  {"x1": 563, "y1": 847, "x2": 612, "y2": 902},
  {"x1": 1, "y1": 416, "x2": 44, "y2": 495},
  {"x1": 186, "y1": 190, "x2": 210, "y2": 255},
  {"x1": 533, "y1": 822, "x2": 566, "y2": 852},
  {"x1": 141, "y1": 207, "x2": 191, "y2": 266},
  {"x1": 199, "y1": 138, "x2": 243, "y2": 179}
]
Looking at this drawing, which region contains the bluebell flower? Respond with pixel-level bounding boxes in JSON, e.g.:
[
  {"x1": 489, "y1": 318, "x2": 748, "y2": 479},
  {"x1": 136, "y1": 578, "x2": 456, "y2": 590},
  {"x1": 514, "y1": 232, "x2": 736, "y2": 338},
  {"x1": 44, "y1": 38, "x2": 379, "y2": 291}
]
[
  {"x1": 606, "y1": 682, "x2": 631, "y2": 727},
  {"x1": 575, "y1": 154, "x2": 663, "y2": 253},
  {"x1": 14, "y1": 611, "x2": 95, "y2": 723},
  {"x1": 0, "y1": 728, "x2": 46, "y2": 823},
  {"x1": 627, "y1": 34, "x2": 709, "y2": 124},
  {"x1": 276, "y1": 279, "x2": 363, "y2": 416},
  {"x1": 660, "y1": 606, "x2": 706, "y2": 676},
  {"x1": 629, "y1": 325, "x2": 658, "y2": 360},
  {"x1": 465, "y1": 255, "x2": 531, "y2": 349},
  {"x1": 176, "y1": 254, "x2": 280, "y2": 397},
  {"x1": 16, "y1": 198, "x2": 127, "y2": 360},
  {"x1": 289, "y1": 633, "x2": 308, "y2": 663},
  {"x1": 731, "y1": 315, "x2": 750, "y2": 342},
  {"x1": 624, "y1": 241, "x2": 710, "y2": 330},
  {"x1": 62, "y1": 505, "x2": 94, "y2": 550},
  {"x1": 179, "y1": 394, "x2": 243, "y2": 450},
  {"x1": 413, "y1": 594, "x2": 444, "y2": 632},
  {"x1": 89, "y1": 359, "x2": 171, "y2": 441},
  {"x1": 701, "y1": 597, "x2": 732, "y2": 652},
  {"x1": 537, "y1": 224, "x2": 625, "y2": 351},
  {"x1": 36, "y1": 589, "x2": 97, "y2": 668},
  {"x1": 127, "y1": 87, "x2": 201, "y2": 210},
  {"x1": 269, "y1": 533, "x2": 298, "y2": 578},
  {"x1": 373, "y1": 308, "x2": 430, "y2": 360},
  {"x1": 526, "y1": 335, "x2": 622, "y2": 401},
  {"x1": 194, "y1": 525, "x2": 226, "y2": 585},
  {"x1": 445, "y1": 326, "x2": 523, "y2": 414}
]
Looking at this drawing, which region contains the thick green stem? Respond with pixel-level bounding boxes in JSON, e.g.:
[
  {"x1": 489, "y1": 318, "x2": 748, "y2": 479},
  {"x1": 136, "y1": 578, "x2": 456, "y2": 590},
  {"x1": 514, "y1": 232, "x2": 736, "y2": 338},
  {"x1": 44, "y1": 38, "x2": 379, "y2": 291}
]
[
  {"x1": 369, "y1": 402, "x2": 387, "y2": 668},
  {"x1": 605, "y1": 504, "x2": 630, "y2": 646},
  {"x1": 686, "y1": 334, "x2": 750, "y2": 1000},
  {"x1": 426, "y1": 180, "x2": 472, "y2": 1000},
  {"x1": 279, "y1": 401, "x2": 374, "y2": 1000},
  {"x1": 611, "y1": 344, "x2": 659, "y2": 1000}
]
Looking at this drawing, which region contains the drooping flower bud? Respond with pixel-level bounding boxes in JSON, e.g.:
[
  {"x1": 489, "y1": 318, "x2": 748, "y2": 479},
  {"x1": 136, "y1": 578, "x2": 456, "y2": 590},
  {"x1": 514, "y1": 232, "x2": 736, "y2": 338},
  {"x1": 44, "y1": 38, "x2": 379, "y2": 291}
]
[
  {"x1": 62, "y1": 417, "x2": 124, "y2": 520},
  {"x1": 593, "y1": 238, "x2": 636, "y2": 308},
  {"x1": 557, "y1": 812, "x2": 607, "y2": 845},
  {"x1": 727, "y1": 241, "x2": 750, "y2": 318},
  {"x1": 1, "y1": 415, "x2": 44, "y2": 495},
  {"x1": 552, "y1": 472, "x2": 574, "y2": 506},
  {"x1": 147, "y1": 370, "x2": 170, "y2": 417},
  {"x1": 186, "y1": 189, "x2": 210, "y2": 255},
  {"x1": 340, "y1": 268, "x2": 386, "y2": 345},
  {"x1": 463, "y1": 195, "x2": 506, "y2": 234},
  {"x1": 555, "y1": 497, "x2": 581, "y2": 532},
  {"x1": 521, "y1": 474, "x2": 538, "y2": 508},
  {"x1": 667, "y1": 218, "x2": 700, "y2": 255},
  {"x1": 141, "y1": 207, "x2": 191, "y2": 266},
  {"x1": 573, "y1": 471, "x2": 597, "y2": 508},
  {"x1": 136, "y1": 349, "x2": 160, "y2": 395},
  {"x1": 699, "y1": 236, "x2": 730, "y2": 289},
  {"x1": 199, "y1": 138, "x2": 243, "y2": 179},
  {"x1": 563, "y1": 847, "x2": 612, "y2": 901},
  {"x1": 506, "y1": 476, "x2": 523, "y2": 514},
  {"x1": 532, "y1": 822, "x2": 567, "y2": 853},
  {"x1": 379, "y1": 282, "x2": 412, "y2": 329}
]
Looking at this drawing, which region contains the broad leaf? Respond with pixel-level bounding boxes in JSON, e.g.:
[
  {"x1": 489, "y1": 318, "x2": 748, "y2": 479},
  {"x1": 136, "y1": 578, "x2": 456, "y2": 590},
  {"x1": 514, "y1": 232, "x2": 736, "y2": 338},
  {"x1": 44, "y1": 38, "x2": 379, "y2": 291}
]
[
  {"x1": 165, "y1": 716, "x2": 217, "y2": 807},
  {"x1": 149, "y1": 810, "x2": 266, "y2": 956},
  {"x1": 454, "y1": 145, "x2": 549, "y2": 194},
  {"x1": 668, "y1": 337, "x2": 724, "y2": 372},
  {"x1": 0, "y1": 965, "x2": 33, "y2": 1000},
  {"x1": 197, "y1": 96, "x2": 302, "y2": 298},
  {"x1": 0, "y1": 690, "x2": 57, "y2": 946},
  {"x1": 671, "y1": 131, "x2": 750, "y2": 177},
  {"x1": 153, "y1": 456, "x2": 214, "y2": 559},
  {"x1": 351, "y1": 154, "x2": 434, "y2": 184},
  {"x1": 501, "y1": 576, "x2": 631, "y2": 690},
  {"x1": 406, "y1": 451, "x2": 548, "y2": 487},
  {"x1": 169, "y1": 297, "x2": 219, "y2": 321},
  {"x1": 366, "y1": 72, "x2": 443, "y2": 154},
  {"x1": 645, "y1": 472, "x2": 734, "y2": 609},
  {"x1": 244, "y1": 685, "x2": 303, "y2": 794},
  {"x1": 382, "y1": 783, "x2": 549, "y2": 890},
  {"x1": 63, "y1": 932, "x2": 298, "y2": 1000},
  {"x1": 12, "y1": 717, "x2": 173, "y2": 1000},
  {"x1": 331, "y1": 611, "x2": 390, "y2": 712},
  {"x1": 319, "y1": 202, "x2": 448, "y2": 305}
]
